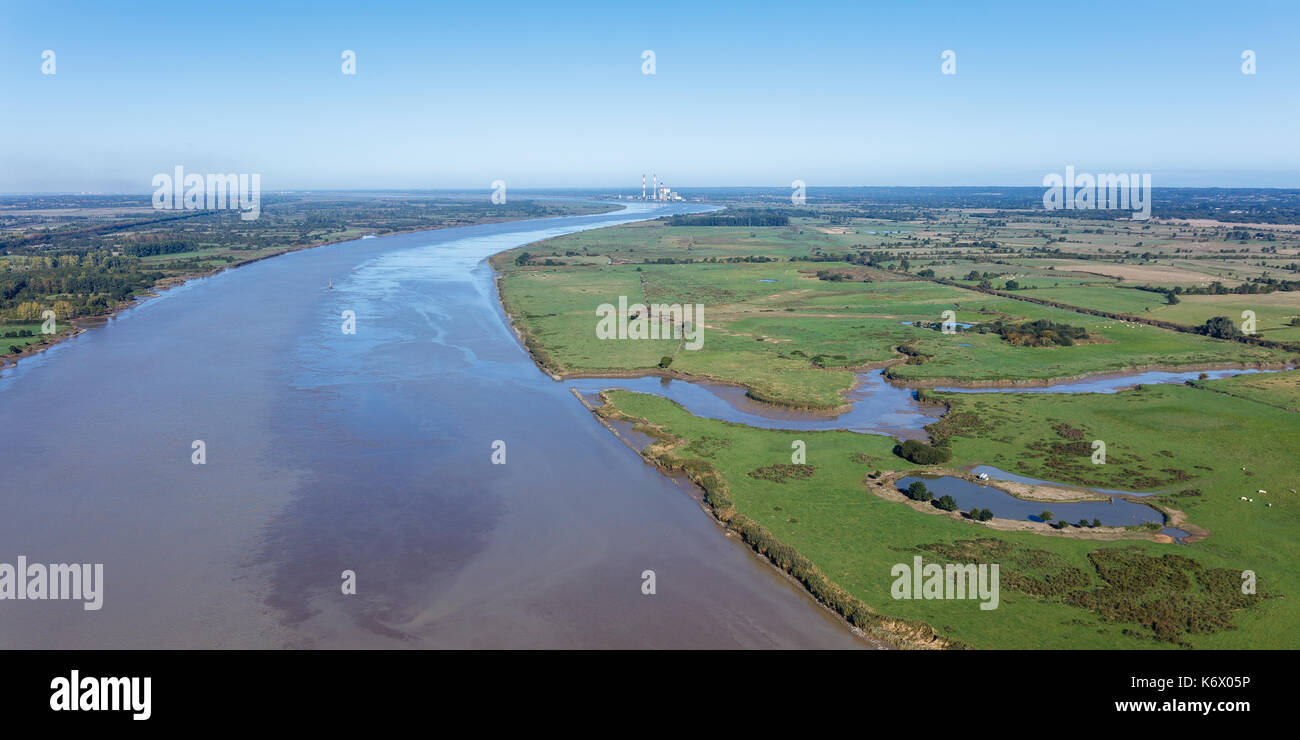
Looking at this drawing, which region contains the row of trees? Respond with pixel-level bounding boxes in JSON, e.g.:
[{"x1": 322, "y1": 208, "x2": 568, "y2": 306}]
[{"x1": 10, "y1": 299, "x2": 74, "y2": 321}]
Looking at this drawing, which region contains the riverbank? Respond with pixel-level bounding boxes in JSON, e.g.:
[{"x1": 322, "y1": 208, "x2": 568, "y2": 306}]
[
  {"x1": 2, "y1": 202, "x2": 621, "y2": 374},
  {"x1": 582, "y1": 388, "x2": 959, "y2": 650},
  {"x1": 590, "y1": 385, "x2": 1292, "y2": 648}
]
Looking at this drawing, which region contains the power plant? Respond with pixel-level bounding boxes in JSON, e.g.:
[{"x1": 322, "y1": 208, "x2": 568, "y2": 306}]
[{"x1": 633, "y1": 172, "x2": 682, "y2": 201}]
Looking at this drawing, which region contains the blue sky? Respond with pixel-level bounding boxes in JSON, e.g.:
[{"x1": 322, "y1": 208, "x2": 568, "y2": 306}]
[{"x1": 2, "y1": 0, "x2": 1298, "y2": 191}]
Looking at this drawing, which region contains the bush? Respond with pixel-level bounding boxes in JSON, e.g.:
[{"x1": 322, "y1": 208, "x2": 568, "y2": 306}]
[
  {"x1": 658, "y1": 355, "x2": 673, "y2": 369},
  {"x1": 1197, "y1": 316, "x2": 1239, "y2": 339},
  {"x1": 905, "y1": 481, "x2": 932, "y2": 502},
  {"x1": 894, "y1": 439, "x2": 952, "y2": 465}
]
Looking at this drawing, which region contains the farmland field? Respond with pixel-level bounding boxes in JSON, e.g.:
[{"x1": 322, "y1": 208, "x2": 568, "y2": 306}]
[
  {"x1": 599, "y1": 382, "x2": 1300, "y2": 649},
  {"x1": 498, "y1": 204, "x2": 1300, "y2": 650}
]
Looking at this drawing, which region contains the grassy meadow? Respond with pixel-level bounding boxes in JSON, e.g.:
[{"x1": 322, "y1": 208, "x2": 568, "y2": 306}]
[
  {"x1": 495, "y1": 209, "x2": 1299, "y2": 648},
  {"x1": 497, "y1": 219, "x2": 1295, "y2": 407},
  {"x1": 602, "y1": 383, "x2": 1298, "y2": 649}
]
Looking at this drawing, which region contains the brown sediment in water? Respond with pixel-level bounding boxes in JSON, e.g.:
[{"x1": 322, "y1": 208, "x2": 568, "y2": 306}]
[{"x1": 3, "y1": 208, "x2": 621, "y2": 375}]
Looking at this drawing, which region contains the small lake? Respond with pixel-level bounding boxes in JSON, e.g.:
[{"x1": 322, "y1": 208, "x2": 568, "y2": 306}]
[
  {"x1": 896, "y1": 475, "x2": 1165, "y2": 527},
  {"x1": 969, "y1": 465, "x2": 1165, "y2": 497},
  {"x1": 935, "y1": 367, "x2": 1286, "y2": 394}
]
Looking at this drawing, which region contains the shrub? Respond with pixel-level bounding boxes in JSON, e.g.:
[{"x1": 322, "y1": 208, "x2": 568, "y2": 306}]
[
  {"x1": 905, "y1": 481, "x2": 932, "y2": 502},
  {"x1": 1196, "y1": 316, "x2": 1239, "y2": 339},
  {"x1": 894, "y1": 439, "x2": 952, "y2": 464}
]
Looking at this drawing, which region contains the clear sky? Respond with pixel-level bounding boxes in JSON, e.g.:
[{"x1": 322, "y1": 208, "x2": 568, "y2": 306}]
[{"x1": 2, "y1": 0, "x2": 1298, "y2": 192}]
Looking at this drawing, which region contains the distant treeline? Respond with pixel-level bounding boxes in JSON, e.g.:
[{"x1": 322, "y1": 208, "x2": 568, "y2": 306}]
[
  {"x1": 926, "y1": 275, "x2": 1300, "y2": 352},
  {"x1": 1, "y1": 253, "x2": 159, "y2": 317},
  {"x1": 119, "y1": 240, "x2": 198, "y2": 257},
  {"x1": 672, "y1": 186, "x2": 1300, "y2": 223},
  {"x1": 1136, "y1": 279, "x2": 1300, "y2": 297},
  {"x1": 668, "y1": 210, "x2": 789, "y2": 227}
]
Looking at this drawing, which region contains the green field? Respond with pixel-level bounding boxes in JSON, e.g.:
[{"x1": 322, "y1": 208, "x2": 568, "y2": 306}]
[
  {"x1": 498, "y1": 220, "x2": 1295, "y2": 407},
  {"x1": 1193, "y1": 369, "x2": 1300, "y2": 411},
  {"x1": 0, "y1": 322, "x2": 49, "y2": 353},
  {"x1": 497, "y1": 209, "x2": 1300, "y2": 649},
  {"x1": 601, "y1": 383, "x2": 1299, "y2": 649},
  {"x1": 1024, "y1": 284, "x2": 1300, "y2": 342}
]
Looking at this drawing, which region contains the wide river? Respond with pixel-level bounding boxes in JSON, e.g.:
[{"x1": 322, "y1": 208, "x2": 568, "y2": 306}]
[{"x1": 0, "y1": 203, "x2": 866, "y2": 649}]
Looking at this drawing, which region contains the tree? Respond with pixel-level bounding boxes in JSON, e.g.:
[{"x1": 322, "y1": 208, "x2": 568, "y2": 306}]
[
  {"x1": 1197, "y1": 315, "x2": 1239, "y2": 339},
  {"x1": 1004, "y1": 279, "x2": 1019, "y2": 290},
  {"x1": 16, "y1": 301, "x2": 42, "y2": 321},
  {"x1": 905, "y1": 481, "x2": 932, "y2": 502},
  {"x1": 894, "y1": 439, "x2": 952, "y2": 465},
  {"x1": 1040, "y1": 510, "x2": 1054, "y2": 522},
  {"x1": 980, "y1": 508, "x2": 994, "y2": 521},
  {"x1": 936, "y1": 495, "x2": 958, "y2": 512},
  {"x1": 966, "y1": 270, "x2": 981, "y2": 281},
  {"x1": 52, "y1": 300, "x2": 74, "y2": 320},
  {"x1": 1092, "y1": 518, "x2": 1102, "y2": 528}
]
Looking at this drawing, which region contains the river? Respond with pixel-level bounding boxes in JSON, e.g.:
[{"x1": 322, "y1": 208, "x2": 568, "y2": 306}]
[{"x1": 0, "y1": 203, "x2": 866, "y2": 649}]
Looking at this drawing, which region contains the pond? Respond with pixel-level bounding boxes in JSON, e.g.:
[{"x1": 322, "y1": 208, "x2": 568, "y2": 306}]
[{"x1": 896, "y1": 475, "x2": 1165, "y2": 527}]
